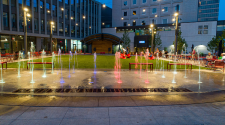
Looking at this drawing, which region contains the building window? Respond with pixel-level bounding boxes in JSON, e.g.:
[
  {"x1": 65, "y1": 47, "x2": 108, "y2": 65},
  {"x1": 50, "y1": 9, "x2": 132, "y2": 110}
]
[
  {"x1": 175, "y1": 5, "x2": 180, "y2": 12},
  {"x1": 133, "y1": 11, "x2": 136, "y2": 15},
  {"x1": 65, "y1": 25, "x2": 69, "y2": 35},
  {"x1": 142, "y1": 9, "x2": 146, "y2": 15},
  {"x1": 142, "y1": 20, "x2": 145, "y2": 25},
  {"x1": 124, "y1": 11, "x2": 127, "y2": 16},
  {"x1": 163, "y1": 7, "x2": 168, "y2": 12},
  {"x1": 198, "y1": 25, "x2": 208, "y2": 34},
  {"x1": 3, "y1": 12, "x2": 8, "y2": 28},
  {"x1": 143, "y1": 0, "x2": 146, "y2": 3},
  {"x1": 133, "y1": 0, "x2": 136, "y2": 4},
  {"x1": 152, "y1": 8, "x2": 157, "y2": 14},
  {"x1": 34, "y1": 18, "x2": 38, "y2": 31},
  {"x1": 124, "y1": 1, "x2": 127, "y2": 6},
  {"x1": 26, "y1": 0, "x2": 31, "y2": 6},
  {"x1": 41, "y1": 19, "x2": 44, "y2": 32},
  {"x1": 162, "y1": 19, "x2": 167, "y2": 24},
  {"x1": 52, "y1": 5, "x2": 57, "y2": 17},
  {"x1": 153, "y1": 0, "x2": 157, "y2": 2},
  {"x1": 33, "y1": 0, "x2": 38, "y2": 12},
  {"x1": 11, "y1": 14, "x2": 16, "y2": 28},
  {"x1": 198, "y1": 25, "x2": 203, "y2": 34},
  {"x1": 3, "y1": 0, "x2": 8, "y2": 5},
  {"x1": 60, "y1": 9, "x2": 63, "y2": 18},
  {"x1": 46, "y1": 3, "x2": 50, "y2": 10},
  {"x1": 59, "y1": 0, "x2": 62, "y2": 2},
  {"x1": 71, "y1": 26, "x2": 75, "y2": 36},
  {"x1": 65, "y1": 0, "x2": 68, "y2": 4},
  {"x1": 133, "y1": 21, "x2": 136, "y2": 26},
  {"x1": 65, "y1": 9, "x2": 69, "y2": 19},
  {"x1": 40, "y1": 1, "x2": 44, "y2": 14},
  {"x1": 11, "y1": 0, "x2": 16, "y2": 6},
  {"x1": 123, "y1": 22, "x2": 127, "y2": 26},
  {"x1": 71, "y1": 0, "x2": 74, "y2": 5},
  {"x1": 59, "y1": 23, "x2": 63, "y2": 33}
]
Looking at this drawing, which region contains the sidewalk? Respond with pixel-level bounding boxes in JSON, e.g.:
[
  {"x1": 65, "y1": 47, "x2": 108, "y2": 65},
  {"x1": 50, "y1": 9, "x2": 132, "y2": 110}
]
[{"x1": 0, "y1": 101, "x2": 225, "y2": 125}]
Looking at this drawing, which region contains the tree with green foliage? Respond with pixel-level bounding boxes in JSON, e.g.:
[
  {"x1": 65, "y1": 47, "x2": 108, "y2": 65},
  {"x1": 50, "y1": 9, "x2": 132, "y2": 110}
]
[
  {"x1": 173, "y1": 31, "x2": 188, "y2": 53},
  {"x1": 216, "y1": 29, "x2": 225, "y2": 52},
  {"x1": 121, "y1": 31, "x2": 131, "y2": 49},
  {"x1": 207, "y1": 36, "x2": 218, "y2": 53},
  {"x1": 149, "y1": 32, "x2": 162, "y2": 52},
  {"x1": 154, "y1": 32, "x2": 162, "y2": 50}
]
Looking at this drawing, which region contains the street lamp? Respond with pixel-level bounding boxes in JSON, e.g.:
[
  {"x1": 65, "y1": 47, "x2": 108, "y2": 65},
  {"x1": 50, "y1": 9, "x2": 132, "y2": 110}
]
[
  {"x1": 83, "y1": 15, "x2": 85, "y2": 19},
  {"x1": 23, "y1": 7, "x2": 30, "y2": 58},
  {"x1": 50, "y1": 21, "x2": 54, "y2": 53},
  {"x1": 121, "y1": 17, "x2": 124, "y2": 20},
  {"x1": 103, "y1": 3, "x2": 106, "y2": 8},
  {"x1": 150, "y1": 23, "x2": 154, "y2": 53},
  {"x1": 174, "y1": 12, "x2": 179, "y2": 54}
]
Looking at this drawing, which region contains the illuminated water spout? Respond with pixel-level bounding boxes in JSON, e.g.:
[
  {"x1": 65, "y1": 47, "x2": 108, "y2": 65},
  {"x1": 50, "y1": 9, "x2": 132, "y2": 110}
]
[{"x1": 41, "y1": 50, "x2": 47, "y2": 78}]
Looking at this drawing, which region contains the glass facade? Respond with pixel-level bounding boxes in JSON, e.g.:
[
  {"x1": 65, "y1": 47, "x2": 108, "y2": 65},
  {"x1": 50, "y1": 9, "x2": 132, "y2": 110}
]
[
  {"x1": 0, "y1": 0, "x2": 101, "y2": 54},
  {"x1": 198, "y1": 0, "x2": 220, "y2": 21}
]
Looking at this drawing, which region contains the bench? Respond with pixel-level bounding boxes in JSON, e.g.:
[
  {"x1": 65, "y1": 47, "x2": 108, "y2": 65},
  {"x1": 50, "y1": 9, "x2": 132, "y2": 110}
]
[
  {"x1": 214, "y1": 60, "x2": 224, "y2": 72},
  {"x1": 0, "y1": 62, "x2": 7, "y2": 69},
  {"x1": 129, "y1": 63, "x2": 153, "y2": 71},
  {"x1": 167, "y1": 63, "x2": 192, "y2": 71},
  {"x1": 27, "y1": 62, "x2": 54, "y2": 69}
]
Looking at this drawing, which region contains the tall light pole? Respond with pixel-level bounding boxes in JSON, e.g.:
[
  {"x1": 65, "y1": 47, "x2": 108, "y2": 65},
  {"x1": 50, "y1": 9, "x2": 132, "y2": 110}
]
[
  {"x1": 174, "y1": 12, "x2": 179, "y2": 54},
  {"x1": 23, "y1": 7, "x2": 30, "y2": 58},
  {"x1": 150, "y1": 22, "x2": 154, "y2": 53},
  {"x1": 50, "y1": 21, "x2": 54, "y2": 53}
]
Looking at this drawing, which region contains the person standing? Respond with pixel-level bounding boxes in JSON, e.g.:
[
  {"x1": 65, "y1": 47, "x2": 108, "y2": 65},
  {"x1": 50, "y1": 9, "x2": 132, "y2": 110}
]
[{"x1": 126, "y1": 47, "x2": 129, "y2": 55}]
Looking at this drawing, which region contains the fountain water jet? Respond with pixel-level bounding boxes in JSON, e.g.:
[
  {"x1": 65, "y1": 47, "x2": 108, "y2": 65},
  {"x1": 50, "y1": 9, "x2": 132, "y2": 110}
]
[
  {"x1": 51, "y1": 52, "x2": 55, "y2": 73},
  {"x1": 68, "y1": 51, "x2": 72, "y2": 78},
  {"x1": 30, "y1": 42, "x2": 35, "y2": 84},
  {"x1": 162, "y1": 50, "x2": 165, "y2": 78},
  {"x1": 134, "y1": 53, "x2": 138, "y2": 74},
  {"x1": 0, "y1": 49, "x2": 5, "y2": 83},
  {"x1": 172, "y1": 52, "x2": 177, "y2": 83},
  {"x1": 41, "y1": 50, "x2": 47, "y2": 78},
  {"x1": 17, "y1": 51, "x2": 23, "y2": 78},
  {"x1": 183, "y1": 44, "x2": 187, "y2": 78},
  {"x1": 140, "y1": 52, "x2": 143, "y2": 78},
  {"x1": 145, "y1": 49, "x2": 149, "y2": 83}
]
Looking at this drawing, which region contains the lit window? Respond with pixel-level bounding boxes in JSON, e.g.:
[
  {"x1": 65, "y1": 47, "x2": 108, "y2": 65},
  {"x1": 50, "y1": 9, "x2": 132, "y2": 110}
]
[{"x1": 133, "y1": 11, "x2": 136, "y2": 15}]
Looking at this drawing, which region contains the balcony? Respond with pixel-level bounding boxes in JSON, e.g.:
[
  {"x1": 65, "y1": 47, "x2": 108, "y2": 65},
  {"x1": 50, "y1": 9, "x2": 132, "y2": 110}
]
[
  {"x1": 173, "y1": 0, "x2": 183, "y2": 3},
  {"x1": 161, "y1": 0, "x2": 171, "y2": 5},
  {"x1": 122, "y1": 6, "x2": 129, "y2": 10},
  {"x1": 140, "y1": 15, "x2": 148, "y2": 19}
]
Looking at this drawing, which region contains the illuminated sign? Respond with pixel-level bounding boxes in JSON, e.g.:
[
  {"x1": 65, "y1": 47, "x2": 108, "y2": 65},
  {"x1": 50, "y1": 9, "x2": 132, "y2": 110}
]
[{"x1": 139, "y1": 41, "x2": 145, "y2": 43}]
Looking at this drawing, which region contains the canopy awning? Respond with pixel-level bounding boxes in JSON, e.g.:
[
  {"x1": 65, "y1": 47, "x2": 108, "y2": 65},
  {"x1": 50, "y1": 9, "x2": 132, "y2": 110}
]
[{"x1": 81, "y1": 33, "x2": 123, "y2": 45}]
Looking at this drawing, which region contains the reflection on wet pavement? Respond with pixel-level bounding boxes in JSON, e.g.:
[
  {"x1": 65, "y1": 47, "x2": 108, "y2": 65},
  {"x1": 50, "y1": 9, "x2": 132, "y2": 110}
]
[{"x1": 0, "y1": 69, "x2": 225, "y2": 93}]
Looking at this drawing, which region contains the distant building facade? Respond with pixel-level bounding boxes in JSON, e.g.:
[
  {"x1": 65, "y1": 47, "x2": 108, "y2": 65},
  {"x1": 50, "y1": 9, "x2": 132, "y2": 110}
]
[
  {"x1": 0, "y1": 0, "x2": 101, "y2": 54},
  {"x1": 112, "y1": 0, "x2": 199, "y2": 27},
  {"x1": 198, "y1": 0, "x2": 220, "y2": 22}
]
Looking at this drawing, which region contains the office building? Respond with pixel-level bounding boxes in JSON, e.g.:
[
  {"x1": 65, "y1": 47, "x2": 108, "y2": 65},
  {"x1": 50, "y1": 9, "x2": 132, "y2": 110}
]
[
  {"x1": 112, "y1": 0, "x2": 198, "y2": 27},
  {"x1": 198, "y1": 0, "x2": 220, "y2": 22},
  {"x1": 0, "y1": 0, "x2": 101, "y2": 54}
]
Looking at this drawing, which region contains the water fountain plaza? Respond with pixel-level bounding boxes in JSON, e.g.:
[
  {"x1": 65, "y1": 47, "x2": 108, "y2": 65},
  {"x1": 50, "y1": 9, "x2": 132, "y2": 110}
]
[
  {"x1": 0, "y1": 66, "x2": 225, "y2": 95},
  {"x1": 0, "y1": 48, "x2": 225, "y2": 96}
]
